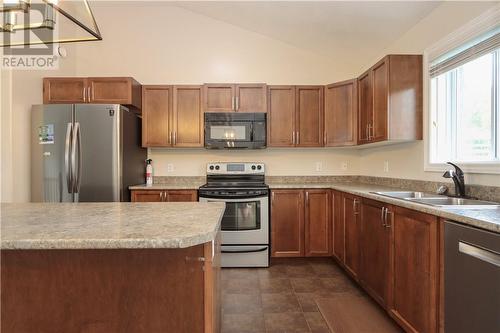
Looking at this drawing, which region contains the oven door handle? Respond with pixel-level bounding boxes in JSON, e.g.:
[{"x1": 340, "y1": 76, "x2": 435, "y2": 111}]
[
  {"x1": 199, "y1": 193, "x2": 268, "y2": 199},
  {"x1": 222, "y1": 247, "x2": 268, "y2": 254}
]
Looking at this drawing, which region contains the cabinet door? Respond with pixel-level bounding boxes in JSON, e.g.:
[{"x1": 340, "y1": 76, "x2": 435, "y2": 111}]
[
  {"x1": 357, "y1": 71, "x2": 372, "y2": 144},
  {"x1": 324, "y1": 80, "x2": 358, "y2": 146},
  {"x1": 43, "y1": 78, "x2": 87, "y2": 104},
  {"x1": 296, "y1": 86, "x2": 323, "y2": 147},
  {"x1": 172, "y1": 86, "x2": 203, "y2": 147},
  {"x1": 305, "y1": 190, "x2": 331, "y2": 257},
  {"x1": 165, "y1": 190, "x2": 198, "y2": 202},
  {"x1": 371, "y1": 58, "x2": 388, "y2": 142},
  {"x1": 332, "y1": 190, "x2": 344, "y2": 263},
  {"x1": 204, "y1": 232, "x2": 221, "y2": 333},
  {"x1": 388, "y1": 206, "x2": 438, "y2": 333},
  {"x1": 88, "y1": 77, "x2": 136, "y2": 105},
  {"x1": 267, "y1": 86, "x2": 296, "y2": 147},
  {"x1": 131, "y1": 190, "x2": 163, "y2": 202},
  {"x1": 271, "y1": 190, "x2": 304, "y2": 257},
  {"x1": 360, "y1": 199, "x2": 390, "y2": 307},
  {"x1": 142, "y1": 86, "x2": 172, "y2": 147},
  {"x1": 235, "y1": 84, "x2": 267, "y2": 113},
  {"x1": 203, "y1": 84, "x2": 235, "y2": 112},
  {"x1": 343, "y1": 193, "x2": 360, "y2": 278}
]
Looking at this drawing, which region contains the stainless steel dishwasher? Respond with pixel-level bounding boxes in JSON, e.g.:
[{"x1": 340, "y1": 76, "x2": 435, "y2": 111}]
[{"x1": 444, "y1": 221, "x2": 500, "y2": 333}]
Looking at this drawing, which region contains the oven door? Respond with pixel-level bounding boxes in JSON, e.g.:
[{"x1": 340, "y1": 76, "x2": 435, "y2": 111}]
[{"x1": 199, "y1": 195, "x2": 269, "y2": 245}]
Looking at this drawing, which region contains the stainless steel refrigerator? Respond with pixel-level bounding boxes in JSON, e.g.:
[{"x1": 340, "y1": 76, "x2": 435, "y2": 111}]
[{"x1": 31, "y1": 104, "x2": 146, "y2": 202}]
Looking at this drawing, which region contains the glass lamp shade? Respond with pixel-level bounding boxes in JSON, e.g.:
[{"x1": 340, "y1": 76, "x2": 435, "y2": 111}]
[{"x1": 1, "y1": 0, "x2": 101, "y2": 47}]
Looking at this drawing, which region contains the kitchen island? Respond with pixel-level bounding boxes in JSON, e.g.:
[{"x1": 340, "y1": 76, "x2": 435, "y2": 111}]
[{"x1": 1, "y1": 202, "x2": 225, "y2": 333}]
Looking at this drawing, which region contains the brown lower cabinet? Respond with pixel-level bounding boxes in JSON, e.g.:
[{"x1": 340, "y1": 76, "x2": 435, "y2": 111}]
[
  {"x1": 359, "y1": 199, "x2": 391, "y2": 307},
  {"x1": 332, "y1": 192, "x2": 439, "y2": 333},
  {"x1": 388, "y1": 206, "x2": 439, "y2": 333},
  {"x1": 131, "y1": 190, "x2": 198, "y2": 202},
  {"x1": 271, "y1": 189, "x2": 330, "y2": 257},
  {"x1": 342, "y1": 192, "x2": 361, "y2": 278},
  {"x1": 1, "y1": 236, "x2": 221, "y2": 333}
]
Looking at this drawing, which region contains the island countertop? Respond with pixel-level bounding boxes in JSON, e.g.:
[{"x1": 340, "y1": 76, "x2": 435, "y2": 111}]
[{"x1": 1, "y1": 202, "x2": 225, "y2": 250}]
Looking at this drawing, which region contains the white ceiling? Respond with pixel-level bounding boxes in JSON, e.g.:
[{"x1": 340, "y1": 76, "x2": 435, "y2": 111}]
[{"x1": 173, "y1": 1, "x2": 442, "y2": 68}]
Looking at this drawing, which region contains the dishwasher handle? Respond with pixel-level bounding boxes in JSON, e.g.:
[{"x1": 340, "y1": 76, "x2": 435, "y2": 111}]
[{"x1": 459, "y1": 241, "x2": 500, "y2": 268}]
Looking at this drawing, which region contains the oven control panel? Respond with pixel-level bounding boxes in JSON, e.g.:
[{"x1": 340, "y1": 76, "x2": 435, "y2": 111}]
[{"x1": 207, "y1": 162, "x2": 265, "y2": 174}]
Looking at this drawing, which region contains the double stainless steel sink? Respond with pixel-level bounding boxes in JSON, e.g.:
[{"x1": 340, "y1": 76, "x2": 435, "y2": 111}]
[{"x1": 372, "y1": 191, "x2": 500, "y2": 209}]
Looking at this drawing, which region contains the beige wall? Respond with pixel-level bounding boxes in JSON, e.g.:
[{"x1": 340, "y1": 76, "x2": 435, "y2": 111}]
[
  {"x1": 73, "y1": 3, "x2": 361, "y2": 177},
  {"x1": 1, "y1": 46, "x2": 77, "y2": 202},
  {"x1": 358, "y1": 2, "x2": 500, "y2": 187},
  {"x1": 2, "y1": 2, "x2": 498, "y2": 202},
  {"x1": 1, "y1": 69, "x2": 13, "y2": 202}
]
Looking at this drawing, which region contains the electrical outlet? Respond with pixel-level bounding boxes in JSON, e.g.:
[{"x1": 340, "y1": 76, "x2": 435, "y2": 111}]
[
  {"x1": 167, "y1": 163, "x2": 174, "y2": 172},
  {"x1": 315, "y1": 162, "x2": 323, "y2": 172},
  {"x1": 341, "y1": 162, "x2": 348, "y2": 170},
  {"x1": 383, "y1": 161, "x2": 389, "y2": 173}
]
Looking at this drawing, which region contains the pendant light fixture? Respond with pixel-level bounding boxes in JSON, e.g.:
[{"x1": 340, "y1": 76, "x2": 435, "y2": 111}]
[{"x1": 1, "y1": 0, "x2": 101, "y2": 47}]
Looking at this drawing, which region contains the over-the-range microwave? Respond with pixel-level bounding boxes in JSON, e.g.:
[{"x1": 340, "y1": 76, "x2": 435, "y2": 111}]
[{"x1": 204, "y1": 112, "x2": 266, "y2": 149}]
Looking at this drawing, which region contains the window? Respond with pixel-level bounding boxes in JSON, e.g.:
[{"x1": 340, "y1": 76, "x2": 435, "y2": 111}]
[{"x1": 429, "y1": 30, "x2": 500, "y2": 165}]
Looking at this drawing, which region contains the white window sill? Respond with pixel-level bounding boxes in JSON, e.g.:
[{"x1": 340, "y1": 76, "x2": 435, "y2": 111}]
[{"x1": 425, "y1": 162, "x2": 500, "y2": 175}]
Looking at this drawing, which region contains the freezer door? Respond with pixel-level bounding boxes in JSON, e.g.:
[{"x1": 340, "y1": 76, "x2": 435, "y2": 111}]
[
  {"x1": 74, "y1": 104, "x2": 121, "y2": 202},
  {"x1": 31, "y1": 105, "x2": 74, "y2": 202}
]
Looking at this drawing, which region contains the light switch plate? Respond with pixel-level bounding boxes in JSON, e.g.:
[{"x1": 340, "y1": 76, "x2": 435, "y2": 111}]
[{"x1": 167, "y1": 163, "x2": 174, "y2": 172}]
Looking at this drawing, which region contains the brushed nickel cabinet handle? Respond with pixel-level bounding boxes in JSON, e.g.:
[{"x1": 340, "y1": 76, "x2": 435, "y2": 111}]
[
  {"x1": 231, "y1": 96, "x2": 235, "y2": 111},
  {"x1": 353, "y1": 199, "x2": 360, "y2": 216},
  {"x1": 296, "y1": 131, "x2": 299, "y2": 144},
  {"x1": 173, "y1": 131, "x2": 177, "y2": 145},
  {"x1": 292, "y1": 131, "x2": 295, "y2": 145},
  {"x1": 235, "y1": 96, "x2": 239, "y2": 111},
  {"x1": 385, "y1": 210, "x2": 392, "y2": 228},
  {"x1": 381, "y1": 207, "x2": 386, "y2": 227},
  {"x1": 169, "y1": 131, "x2": 172, "y2": 145},
  {"x1": 82, "y1": 87, "x2": 86, "y2": 102}
]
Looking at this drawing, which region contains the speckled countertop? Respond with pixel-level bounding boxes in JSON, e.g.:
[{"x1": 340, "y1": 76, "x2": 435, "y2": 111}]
[
  {"x1": 268, "y1": 182, "x2": 500, "y2": 233},
  {"x1": 1, "y1": 202, "x2": 225, "y2": 250}
]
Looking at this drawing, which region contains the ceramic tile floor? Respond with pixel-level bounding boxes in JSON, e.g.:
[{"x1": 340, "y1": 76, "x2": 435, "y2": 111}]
[{"x1": 221, "y1": 257, "x2": 369, "y2": 333}]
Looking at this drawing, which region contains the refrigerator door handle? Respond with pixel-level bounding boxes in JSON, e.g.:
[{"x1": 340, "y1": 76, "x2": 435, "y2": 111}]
[
  {"x1": 65, "y1": 123, "x2": 73, "y2": 193},
  {"x1": 72, "y1": 122, "x2": 82, "y2": 193}
]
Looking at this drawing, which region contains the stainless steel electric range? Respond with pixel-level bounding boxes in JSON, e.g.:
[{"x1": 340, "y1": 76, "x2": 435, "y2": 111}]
[{"x1": 198, "y1": 162, "x2": 269, "y2": 268}]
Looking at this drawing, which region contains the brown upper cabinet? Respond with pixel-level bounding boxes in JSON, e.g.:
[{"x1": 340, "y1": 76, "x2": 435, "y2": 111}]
[
  {"x1": 267, "y1": 86, "x2": 296, "y2": 147},
  {"x1": 142, "y1": 85, "x2": 172, "y2": 147},
  {"x1": 357, "y1": 55, "x2": 423, "y2": 144},
  {"x1": 203, "y1": 84, "x2": 266, "y2": 113},
  {"x1": 142, "y1": 85, "x2": 203, "y2": 148},
  {"x1": 43, "y1": 77, "x2": 142, "y2": 110},
  {"x1": 296, "y1": 86, "x2": 324, "y2": 147},
  {"x1": 267, "y1": 85, "x2": 323, "y2": 147},
  {"x1": 324, "y1": 79, "x2": 358, "y2": 146},
  {"x1": 172, "y1": 86, "x2": 204, "y2": 147}
]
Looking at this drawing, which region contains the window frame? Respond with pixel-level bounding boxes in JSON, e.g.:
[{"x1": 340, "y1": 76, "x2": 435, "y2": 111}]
[{"x1": 424, "y1": 7, "x2": 500, "y2": 175}]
